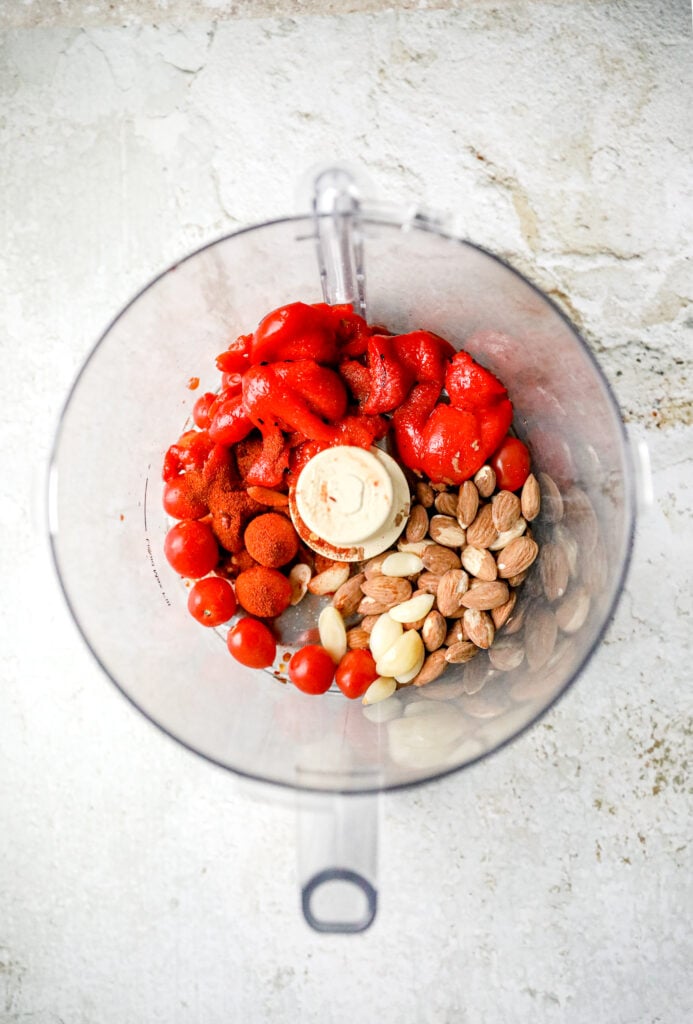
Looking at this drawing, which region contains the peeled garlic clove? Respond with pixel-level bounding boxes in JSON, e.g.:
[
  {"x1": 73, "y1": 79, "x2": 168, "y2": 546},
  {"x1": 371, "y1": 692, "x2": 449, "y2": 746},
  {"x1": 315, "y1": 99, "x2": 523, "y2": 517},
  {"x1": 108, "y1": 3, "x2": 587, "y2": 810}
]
[
  {"x1": 382, "y1": 552, "x2": 424, "y2": 577},
  {"x1": 388, "y1": 592, "x2": 435, "y2": 623},
  {"x1": 318, "y1": 606, "x2": 347, "y2": 664},
  {"x1": 362, "y1": 675, "x2": 397, "y2": 705},
  {"x1": 395, "y1": 648, "x2": 425, "y2": 684},
  {"x1": 369, "y1": 613, "x2": 403, "y2": 662},
  {"x1": 376, "y1": 629, "x2": 425, "y2": 679}
]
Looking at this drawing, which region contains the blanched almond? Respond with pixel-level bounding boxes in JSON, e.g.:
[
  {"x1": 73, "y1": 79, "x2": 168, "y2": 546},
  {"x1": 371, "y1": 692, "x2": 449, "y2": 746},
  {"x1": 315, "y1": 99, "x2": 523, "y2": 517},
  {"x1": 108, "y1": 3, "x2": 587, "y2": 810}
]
[
  {"x1": 461, "y1": 545, "x2": 498, "y2": 581},
  {"x1": 362, "y1": 676, "x2": 397, "y2": 705},
  {"x1": 395, "y1": 647, "x2": 426, "y2": 684},
  {"x1": 405, "y1": 503, "x2": 429, "y2": 542},
  {"x1": 308, "y1": 562, "x2": 350, "y2": 595},
  {"x1": 376, "y1": 629, "x2": 425, "y2": 679},
  {"x1": 288, "y1": 563, "x2": 312, "y2": 605},
  {"x1": 382, "y1": 552, "x2": 424, "y2": 577},
  {"x1": 389, "y1": 592, "x2": 435, "y2": 623},
  {"x1": 318, "y1": 606, "x2": 348, "y2": 663}
]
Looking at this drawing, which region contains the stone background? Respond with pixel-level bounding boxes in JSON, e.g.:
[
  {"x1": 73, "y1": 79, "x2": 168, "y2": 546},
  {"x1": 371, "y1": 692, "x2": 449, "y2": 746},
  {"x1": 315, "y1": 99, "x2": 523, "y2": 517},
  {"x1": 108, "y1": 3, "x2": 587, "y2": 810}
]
[{"x1": 1, "y1": 2, "x2": 691, "y2": 1022}]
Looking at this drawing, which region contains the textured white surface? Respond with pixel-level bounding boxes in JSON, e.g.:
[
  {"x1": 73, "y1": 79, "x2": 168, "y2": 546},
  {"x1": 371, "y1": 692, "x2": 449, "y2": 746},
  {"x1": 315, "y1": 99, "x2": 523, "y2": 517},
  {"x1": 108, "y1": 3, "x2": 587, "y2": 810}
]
[{"x1": 1, "y1": 2, "x2": 692, "y2": 1022}]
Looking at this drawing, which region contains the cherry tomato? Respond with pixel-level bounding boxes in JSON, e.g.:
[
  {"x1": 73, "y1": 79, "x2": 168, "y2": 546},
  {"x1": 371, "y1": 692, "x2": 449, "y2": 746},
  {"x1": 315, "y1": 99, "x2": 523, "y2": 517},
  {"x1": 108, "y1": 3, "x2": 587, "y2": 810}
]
[
  {"x1": 335, "y1": 649, "x2": 378, "y2": 700},
  {"x1": 192, "y1": 392, "x2": 217, "y2": 429},
  {"x1": 490, "y1": 436, "x2": 531, "y2": 491},
  {"x1": 162, "y1": 477, "x2": 208, "y2": 520},
  {"x1": 288, "y1": 645, "x2": 335, "y2": 695},
  {"x1": 187, "y1": 576, "x2": 237, "y2": 627},
  {"x1": 164, "y1": 520, "x2": 219, "y2": 578},
  {"x1": 227, "y1": 617, "x2": 276, "y2": 668}
]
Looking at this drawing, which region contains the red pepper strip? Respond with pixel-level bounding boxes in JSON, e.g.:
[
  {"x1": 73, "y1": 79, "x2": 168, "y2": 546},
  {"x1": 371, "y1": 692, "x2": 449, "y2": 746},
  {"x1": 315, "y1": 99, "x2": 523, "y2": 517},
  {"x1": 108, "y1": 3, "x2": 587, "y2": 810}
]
[
  {"x1": 362, "y1": 335, "x2": 415, "y2": 414},
  {"x1": 208, "y1": 393, "x2": 254, "y2": 446},
  {"x1": 216, "y1": 334, "x2": 252, "y2": 375},
  {"x1": 445, "y1": 350, "x2": 508, "y2": 410},
  {"x1": 250, "y1": 302, "x2": 339, "y2": 365},
  {"x1": 392, "y1": 382, "x2": 442, "y2": 474},
  {"x1": 337, "y1": 359, "x2": 371, "y2": 404},
  {"x1": 289, "y1": 439, "x2": 330, "y2": 482},
  {"x1": 335, "y1": 413, "x2": 389, "y2": 449},
  {"x1": 479, "y1": 398, "x2": 513, "y2": 458},
  {"x1": 244, "y1": 429, "x2": 292, "y2": 489},
  {"x1": 162, "y1": 429, "x2": 216, "y2": 481},
  {"x1": 419, "y1": 405, "x2": 487, "y2": 483},
  {"x1": 242, "y1": 361, "x2": 347, "y2": 442}
]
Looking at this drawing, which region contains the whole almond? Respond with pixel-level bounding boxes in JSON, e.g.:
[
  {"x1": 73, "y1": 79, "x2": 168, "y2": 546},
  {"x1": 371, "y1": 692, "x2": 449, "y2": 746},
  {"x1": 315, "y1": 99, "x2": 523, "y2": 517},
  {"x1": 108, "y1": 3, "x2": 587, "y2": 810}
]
[
  {"x1": 492, "y1": 490, "x2": 521, "y2": 532},
  {"x1": 415, "y1": 481, "x2": 435, "y2": 508},
  {"x1": 488, "y1": 639, "x2": 525, "y2": 671},
  {"x1": 506, "y1": 569, "x2": 529, "y2": 587},
  {"x1": 539, "y1": 542, "x2": 570, "y2": 601},
  {"x1": 360, "y1": 615, "x2": 379, "y2": 633},
  {"x1": 461, "y1": 654, "x2": 493, "y2": 695},
  {"x1": 488, "y1": 516, "x2": 527, "y2": 551},
  {"x1": 396, "y1": 539, "x2": 430, "y2": 556},
  {"x1": 429, "y1": 514, "x2": 467, "y2": 548},
  {"x1": 417, "y1": 571, "x2": 442, "y2": 594},
  {"x1": 461, "y1": 545, "x2": 498, "y2": 582},
  {"x1": 360, "y1": 576, "x2": 412, "y2": 611},
  {"x1": 460, "y1": 580, "x2": 509, "y2": 610},
  {"x1": 435, "y1": 491, "x2": 459, "y2": 516},
  {"x1": 564, "y1": 486, "x2": 599, "y2": 554},
  {"x1": 538, "y1": 471, "x2": 564, "y2": 523},
  {"x1": 491, "y1": 588, "x2": 517, "y2": 629},
  {"x1": 444, "y1": 640, "x2": 479, "y2": 664},
  {"x1": 474, "y1": 464, "x2": 496, "y2": 498},
  {"x1": 520, "y1": 473, "x2": 541, "y2": 521},
  {"x1": 580, "y1": 539, "x2": 608, "y2": 595},
  {"x1": 346, "y1": 627, "x2": 371, "y2": 650},
  {"x1": 496, "y1": 536, "x2": 539, "y2": 578},
  {"x1": 422, "y1": 610, "x2": 447, "y2": 651},
  {"x1": 501, "y1": 596, "x2": 526, "y2": 635},
  {"x1": 555, "y1": 586, "x2": 590, "y2": 633},
  {"x1": 405, "y1": 504, "x2": 429, "y2": 543},
  {"x1": 422, "y1": 544, "x2": 462, "y2": 574},
  {"x1": 445, "y1": 620, "x2": 467, "y2": 646},
  {"x1": 308, "y1": 562, "x2": 350, "y2": 595},
  {"x1": 412, "y1": 649, "x2": 449, "y2": 686},
  {"x1": 332, "y1": 572, "x2": 366, "y2": 616},
  {"x1": 466, "y1": 504, "x2": 499, "y2": 548},
  {"x1": 457, "y1": 479, "x2": 480, "y2": 529},
  {"x1": 525, "y1": 604, "x2": 557, "y2": 669},
  {"x1": 436, "y1": 569, "x2": 470, "y2": 616},
  {"x1": 463, "y1": 608, "x2": 495, "y2": 649}
]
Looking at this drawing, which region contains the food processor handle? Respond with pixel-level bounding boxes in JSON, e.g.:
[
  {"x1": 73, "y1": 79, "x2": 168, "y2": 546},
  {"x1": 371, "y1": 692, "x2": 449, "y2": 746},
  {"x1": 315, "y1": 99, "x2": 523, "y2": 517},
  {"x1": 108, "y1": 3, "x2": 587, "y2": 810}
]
[
  {"x1": 297, "y1": 791, "x2": 379, "y2": 933},
  {"x1": 312, "y1": 165, "x2": 367, "y2": 318}
]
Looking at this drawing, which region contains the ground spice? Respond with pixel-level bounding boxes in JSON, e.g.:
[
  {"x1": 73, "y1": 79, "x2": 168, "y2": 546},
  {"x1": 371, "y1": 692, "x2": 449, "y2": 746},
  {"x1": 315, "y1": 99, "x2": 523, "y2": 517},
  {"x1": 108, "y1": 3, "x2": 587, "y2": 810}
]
[
  {"x1": 235, "y1": 566, "x2": 292, "y2": 618},
  {"x1": 206, "y1": 461, "x2": 262, "y2": 553},
  {"x1": 244, "y1": 513, "x2": 299, "y2": 568}
]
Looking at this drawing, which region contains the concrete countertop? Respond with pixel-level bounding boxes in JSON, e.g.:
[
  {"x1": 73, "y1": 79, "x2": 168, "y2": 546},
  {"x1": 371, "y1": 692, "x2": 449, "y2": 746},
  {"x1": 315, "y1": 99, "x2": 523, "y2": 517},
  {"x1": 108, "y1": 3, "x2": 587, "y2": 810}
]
[{"x1": 1, "y1": 2, "x2": 691, "y2": 1022}]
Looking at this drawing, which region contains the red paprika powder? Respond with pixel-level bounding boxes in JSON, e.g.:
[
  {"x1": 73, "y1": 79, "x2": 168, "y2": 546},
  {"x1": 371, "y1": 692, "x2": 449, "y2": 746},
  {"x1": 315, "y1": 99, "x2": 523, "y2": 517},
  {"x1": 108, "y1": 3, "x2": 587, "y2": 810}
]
[
  {"x1": 235, "y1": 566, "x2": 292, "y2": 618},
  {"x1": 244, "y1": 513, "x2": 299, "y2": 568}
]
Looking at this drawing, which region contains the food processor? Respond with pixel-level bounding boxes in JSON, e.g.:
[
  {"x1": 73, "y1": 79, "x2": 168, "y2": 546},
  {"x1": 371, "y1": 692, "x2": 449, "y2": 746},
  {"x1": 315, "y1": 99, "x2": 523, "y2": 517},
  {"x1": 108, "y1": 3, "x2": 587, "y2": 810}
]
[{"x1": 48, "y1": 166, "x2": 636, "y2": 932}]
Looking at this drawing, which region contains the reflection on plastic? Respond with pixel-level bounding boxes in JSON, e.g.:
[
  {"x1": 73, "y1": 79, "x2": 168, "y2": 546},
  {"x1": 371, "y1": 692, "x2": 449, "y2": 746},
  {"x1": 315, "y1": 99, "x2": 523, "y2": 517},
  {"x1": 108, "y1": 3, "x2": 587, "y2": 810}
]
[{"x1": 301, "y1": 868, "x2": 377, "y2": 934}]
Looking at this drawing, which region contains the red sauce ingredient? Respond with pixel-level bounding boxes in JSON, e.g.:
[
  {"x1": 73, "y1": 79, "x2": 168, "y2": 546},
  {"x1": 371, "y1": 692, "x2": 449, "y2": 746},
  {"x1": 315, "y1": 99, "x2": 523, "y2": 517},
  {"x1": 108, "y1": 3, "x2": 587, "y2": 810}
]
[
  {"x1": 244, "y1": 513, "x2": 299, "y2": 568},
  {"x1": 235, "y1": 566, "x2": 292, "y2": 618}
]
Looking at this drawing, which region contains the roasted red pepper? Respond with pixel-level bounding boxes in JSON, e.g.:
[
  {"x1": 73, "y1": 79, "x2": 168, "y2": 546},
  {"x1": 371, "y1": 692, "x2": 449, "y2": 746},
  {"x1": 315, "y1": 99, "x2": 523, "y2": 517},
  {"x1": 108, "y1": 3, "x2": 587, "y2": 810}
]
[
  {"x1": 208, "y1": 393, "x2": 254, "y2": 446},
  {"x1": 392, "y1": 382, "x2": 442, "y2": 473},
  {"x1": 362, "y1": 335, "x2": 415, "y2": 414},
  {"x1": 250, "y1": 302, "x2": 339, "y2": 365},
  {"x1": 393, "y1": 330, "x2": 456, "y2": 386},
  {"x1": 242, "y1": 360, "x2": 347, "y2": 442},
  {"x1": 445, "y1": 350, "x2": 508, "y2": 409},
  {"x1": 216, "y1": 334, "x2": 252, "y2": 375}
]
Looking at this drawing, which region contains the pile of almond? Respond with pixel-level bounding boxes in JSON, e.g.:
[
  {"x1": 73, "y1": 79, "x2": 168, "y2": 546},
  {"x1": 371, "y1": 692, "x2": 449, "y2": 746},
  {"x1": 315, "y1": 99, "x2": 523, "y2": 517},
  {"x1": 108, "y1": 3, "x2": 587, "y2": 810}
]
[{"x1": 304, "y1": 463, "x2": 546, "y2": 701}]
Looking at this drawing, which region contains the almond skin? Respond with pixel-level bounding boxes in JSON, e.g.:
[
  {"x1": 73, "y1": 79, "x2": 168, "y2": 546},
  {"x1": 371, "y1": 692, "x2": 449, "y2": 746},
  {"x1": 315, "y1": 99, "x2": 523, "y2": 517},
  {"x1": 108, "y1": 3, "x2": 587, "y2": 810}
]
[
  {"x1": 417, "y1": 571, "x2": 442, "y2": 594},
  {"x1": 308, "y1": 562, "x2": 350, "y2": 595},
  {"x1": 463, "y1": 608, "x2": 495, "y2": 649},
  {"x1": 461, "y1": 545, "x2": 498, "y2": 582},
  {"x1": 496, "y1": 536, "x2": 539, "y2": 578},
  {"x1": 538, "y1": 471, "x2": 564, "y2": 523},
  {"x1": 491, "y1": 589, "x2": 517, "y2": 629},
  {"x1": 421, "y1": 543, "x2": 462, "y2": 574},
  {"x1": 415, "y1": 480, "x2": 435, "y2": 508},
  {"x1": 444, "y1": 641, "x2": 480, "y2": 664},
  {"x1": 360, "y1": 576, "x2": 412, "y2": 613},
  {"x1": 421, "y1": 610, "x2": 447, "y2": 652},
  {"x1": 474, "y1": 464, "x2": 496, "y2": 498},
  {"x1": 539, "y1": 542, "x2": 570, "y2": 601},
  {"x1": 525, "y1": 604, "x2": 557, "y2": 669},
  {"x1": 346, "y1": 627, "x2": 372, "y2": 650},
  {"x1": 429, "y1": 514, "x2": 467, "y2": 548},
  {"x1": 332, "y1": 572, "x2": 366, "y2": 616},
  {"x1": 434, "y1": 491, "x2": 459, "y2": 517}
]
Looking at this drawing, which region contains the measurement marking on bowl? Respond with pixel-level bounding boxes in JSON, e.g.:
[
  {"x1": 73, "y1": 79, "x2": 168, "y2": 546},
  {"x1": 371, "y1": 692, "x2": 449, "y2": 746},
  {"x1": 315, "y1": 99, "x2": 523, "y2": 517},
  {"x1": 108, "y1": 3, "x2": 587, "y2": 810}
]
[{"x1": 144, "y1": 470, "x2": 171, "y2": 606}]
